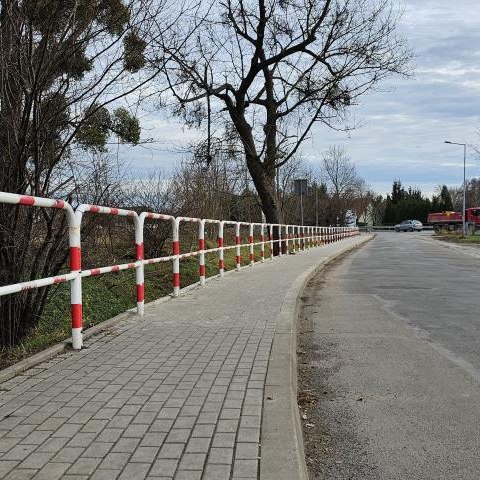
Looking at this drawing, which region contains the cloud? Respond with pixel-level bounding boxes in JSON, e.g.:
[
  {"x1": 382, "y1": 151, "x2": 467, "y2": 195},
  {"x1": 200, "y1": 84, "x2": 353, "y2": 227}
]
[{"x1": 304, "y1": 0, "x2": 480, "y2": 196}]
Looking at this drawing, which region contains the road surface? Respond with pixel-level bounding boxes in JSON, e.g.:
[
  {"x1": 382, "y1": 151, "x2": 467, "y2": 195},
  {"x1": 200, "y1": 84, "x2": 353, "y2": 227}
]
[{"x1": 298, "y1": 232, "x2": 480, "y2": 480}]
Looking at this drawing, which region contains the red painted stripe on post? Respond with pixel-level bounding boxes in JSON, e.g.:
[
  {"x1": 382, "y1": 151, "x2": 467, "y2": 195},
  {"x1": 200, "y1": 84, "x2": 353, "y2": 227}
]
[
  {"x1": 90, "y1": 205, "x2": 100, "y2": 213},
  {"x1": 91, "y1": 268, "x2": 101, "y2": 276},
  {"x1": 111, "y1": 265, "x2": 120, "y2": 272},
  {"x1": 218, "y1": 237, "x2": 224, "y2": 247},
  {"x1": 110, "y1": 208, "x2": 119, "y2": 215},
  {"x1": 69, "y1": 247, "x2": 81, "y2": 271},
  {"x1": 199, "y1": 239, "x2": 205, "y2": 250},
  {"x1": 200, "y1": 264, "x2": 206, "y2": 276},
  {"x1": 173, "y1": 241, "x2": 180, "y2": 255},
  {"x1": 249, "y1": 253, "x2": 253, "y2": 262},
  {"x1": 173, "y1": 272, "x2": 180, "y2": 287},
  {"x1": 219, "y1": 259, "x2": 224, "y2": 269},
  {"x1": 54, "y1": 200, "x2": 65, "y2": 209},
  {"x1": 235, "y1": 236, "x2": 240, "y2": 245},
  {"x1": 136, "y1": 243, "x2": 144, "y2": 260},
  {"x1": 137, "y1": 284, "x2": 145, "y2": 301},
  {"x1": 71, "y1": 304, "x2": 82, "y2": 328},
  {"x1": 19, "y1": 195, "x2": 35, "y2": 206},
  {"x1": 248, "y1": 236, "x2": 253, "y2": 243},
  {"x1": 236, "y1": 255, "x2": 241, "y2": 264},
  {"x1": 54, "y1": 276, "x2": 66, "y2": 284}
]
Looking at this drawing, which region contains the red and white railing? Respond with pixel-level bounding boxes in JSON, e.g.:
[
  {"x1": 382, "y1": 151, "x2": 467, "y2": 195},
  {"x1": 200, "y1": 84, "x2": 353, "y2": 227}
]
[{"x1": 0, "y1": 192, "x2": 359, "y2": 349}]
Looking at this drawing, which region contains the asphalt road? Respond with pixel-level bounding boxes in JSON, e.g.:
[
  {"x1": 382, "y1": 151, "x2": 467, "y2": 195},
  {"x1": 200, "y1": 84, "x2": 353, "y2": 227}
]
[{"x1": 298, "y1": 232, "x2": 480, "y2": 480}]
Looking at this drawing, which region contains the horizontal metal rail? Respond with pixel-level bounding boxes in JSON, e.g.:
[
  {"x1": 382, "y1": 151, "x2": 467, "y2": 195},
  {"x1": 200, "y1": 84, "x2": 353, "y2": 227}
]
[{"x1": 0, "y1": 191, "x2": 359, "y2": 349}]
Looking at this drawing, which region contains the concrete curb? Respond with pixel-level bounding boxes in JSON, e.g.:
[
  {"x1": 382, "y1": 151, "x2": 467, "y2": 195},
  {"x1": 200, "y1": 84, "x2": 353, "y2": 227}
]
[
  {"x1": 260, "y1": 234, "x2": 374, "y2": 480},
  {"x1": 0, "y1": 342, "x2": 68, "y2": 384},
  {"x1": 0, "y1": 309, "x2": 136, "y2": 385}
]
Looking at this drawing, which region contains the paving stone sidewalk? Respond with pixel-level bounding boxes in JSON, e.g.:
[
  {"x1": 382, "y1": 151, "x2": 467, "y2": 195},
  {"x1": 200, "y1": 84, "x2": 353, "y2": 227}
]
[{"x1": 0, "y1": 238, "x2": 360, "y2": 480}]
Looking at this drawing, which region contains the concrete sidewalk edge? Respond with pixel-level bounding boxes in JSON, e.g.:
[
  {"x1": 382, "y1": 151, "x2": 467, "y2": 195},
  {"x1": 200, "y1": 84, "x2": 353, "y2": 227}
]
[{"x1": 260, "y1": 234, "x2": 373, "y2": 480}]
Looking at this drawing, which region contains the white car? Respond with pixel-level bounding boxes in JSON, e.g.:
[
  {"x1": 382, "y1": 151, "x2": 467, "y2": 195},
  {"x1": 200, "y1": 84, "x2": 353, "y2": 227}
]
[{"x1": 395, "y1": 220, "x2": 423, "y2": 232}]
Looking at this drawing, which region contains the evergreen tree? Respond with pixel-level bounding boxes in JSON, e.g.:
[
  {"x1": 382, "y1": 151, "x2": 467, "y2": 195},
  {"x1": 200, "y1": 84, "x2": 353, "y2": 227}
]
[
  {"x1": 439, "y1": 185, "x2": 454, "y2": 211},
  {"x1": 391, "y1": 180, "x2": 406, "y2": 203},
  {"x1": 382, "y1": 180, "x2": 433, "y2": 224}
]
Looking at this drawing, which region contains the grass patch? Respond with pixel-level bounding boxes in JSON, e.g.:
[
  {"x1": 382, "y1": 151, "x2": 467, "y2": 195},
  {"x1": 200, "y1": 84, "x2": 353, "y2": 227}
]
[{"x1": 435, "y1": 232, "x2": 480, "y2": 245}]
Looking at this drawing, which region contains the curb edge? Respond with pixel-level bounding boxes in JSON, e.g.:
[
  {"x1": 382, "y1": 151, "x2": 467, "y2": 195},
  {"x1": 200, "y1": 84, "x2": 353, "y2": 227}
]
[{"x1": 260, "y1": 234, "x2": 374, "y2": 480}]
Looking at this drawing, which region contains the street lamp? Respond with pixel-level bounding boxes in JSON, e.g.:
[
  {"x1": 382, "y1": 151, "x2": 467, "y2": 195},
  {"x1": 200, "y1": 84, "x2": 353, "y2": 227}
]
[{"x1": 444, "y1": 140, "x2": 467, "y2": 236}]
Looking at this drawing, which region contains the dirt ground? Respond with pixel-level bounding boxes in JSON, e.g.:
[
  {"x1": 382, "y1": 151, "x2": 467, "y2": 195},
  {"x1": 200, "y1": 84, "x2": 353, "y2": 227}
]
[{"x1": 297, "y1": 255, "x2": 378, "y2": 480}]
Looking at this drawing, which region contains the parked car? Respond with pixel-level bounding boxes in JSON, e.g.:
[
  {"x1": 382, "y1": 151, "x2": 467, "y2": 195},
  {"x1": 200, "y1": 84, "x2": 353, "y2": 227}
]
[{"x1": 395, "y1": 220, "x2": 423, "y2": 232}]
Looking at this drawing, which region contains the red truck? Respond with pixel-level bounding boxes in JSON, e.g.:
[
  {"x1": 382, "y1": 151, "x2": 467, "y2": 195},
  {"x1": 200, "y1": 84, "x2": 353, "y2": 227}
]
[{"x1": 427, "y1": 208, "x2": 480, "y2": 233}]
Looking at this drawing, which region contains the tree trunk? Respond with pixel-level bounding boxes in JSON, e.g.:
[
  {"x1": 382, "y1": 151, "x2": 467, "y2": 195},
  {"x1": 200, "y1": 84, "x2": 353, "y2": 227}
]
[
  {"x1": 245, "y1": 153, "x2": 284, "y2": 255},
  {"x1": 228, "y1": 103, "x2": 284, "y2": 255}
]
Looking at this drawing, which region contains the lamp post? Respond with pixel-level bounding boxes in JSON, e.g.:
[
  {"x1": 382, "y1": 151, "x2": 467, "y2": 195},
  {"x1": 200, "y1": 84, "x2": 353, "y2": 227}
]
[{"x1": 444, "y1": 141, "x2": 467, "y2": 236}]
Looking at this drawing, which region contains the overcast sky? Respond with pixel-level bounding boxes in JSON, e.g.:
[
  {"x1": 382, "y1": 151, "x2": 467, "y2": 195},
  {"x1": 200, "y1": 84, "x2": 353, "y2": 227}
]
[{"x1": 121, "y1": 0, "x2": 480, "y2": 198}]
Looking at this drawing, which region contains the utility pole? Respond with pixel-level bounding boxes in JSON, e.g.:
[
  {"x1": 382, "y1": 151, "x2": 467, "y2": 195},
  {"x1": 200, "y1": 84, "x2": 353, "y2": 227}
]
[
  {"x1": 300, "y1": 187, "x2": 304, "y2": 226},
  {"x1": 444, "y1": 141, "x2": 467, "y2": 236}
]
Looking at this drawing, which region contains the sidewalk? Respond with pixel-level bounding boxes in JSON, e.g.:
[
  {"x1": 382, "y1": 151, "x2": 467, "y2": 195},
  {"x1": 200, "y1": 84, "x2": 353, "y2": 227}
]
[{"x1": 0, "y1": 236, "x2": 369, "y2": 480}]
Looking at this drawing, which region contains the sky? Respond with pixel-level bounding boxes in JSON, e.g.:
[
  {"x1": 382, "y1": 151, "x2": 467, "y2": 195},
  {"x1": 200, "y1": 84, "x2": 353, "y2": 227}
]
[
  {"x1": 119, "y1": 0, "x2": 480, "y2": 198},
  {"x1": 317, "y1": 0, "x2": 480, "y2": 197}
]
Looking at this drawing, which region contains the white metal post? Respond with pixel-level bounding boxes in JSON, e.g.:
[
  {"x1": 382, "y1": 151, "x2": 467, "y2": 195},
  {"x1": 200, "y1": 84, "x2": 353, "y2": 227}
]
[
  {"x1": 285, "y1": 225, "x2": 289, "y2": 254},
  {"x1": 278, "y1": 225, "x2": 283, "y2": 257},
  {"x1": 135, "y1": 215, "x2": 145, "y2": 315},
  {"x1": 172, "y1": 218, "x2": 180, "y2": 297},
  {"x1": 269, "y1": 224, "x2": 274, "y2": 260},
  {"x1": 249, "y1": 223, "x2": 254, "y2": 266},
  {"x1": 235, "y1": 222, "x2": 241, "y2": 271},
  {"x1": 199, "y1": 220, "x2": 206, "y2": 286},
  {"x1": 218, "y1": 221, "x2": 225, "y2": 276},
  {"x1": 260, "y1": 223, "x2": 265, "y2": 263}
]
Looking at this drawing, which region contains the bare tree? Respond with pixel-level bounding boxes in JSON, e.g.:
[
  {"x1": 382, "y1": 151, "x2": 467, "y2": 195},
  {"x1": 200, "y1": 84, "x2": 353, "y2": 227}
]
[
  {"x1": 171, "y1": 139, "x2": 263, "y2": 223},
  {"x1": 321, "y1": 146, "x2": 365, "y2": 224},
  {"x1": 448, "y1": 179, "x2": 480, "y2": 211},
  {"x1": 448, "y1": 186, "x2": 463, "y2": 212},
  {"x1": 466, "y1": 179, "x2": 480, "y2": 209},
  {"x1": 154, "y1": 0, "x2": 411, "y2": 238},
  {"x1": 368, "y1": 194, "x2": 386, "y2": 226},
  {"x1": 350, "y1": 185, "x2": 374, "y2": 223}
]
